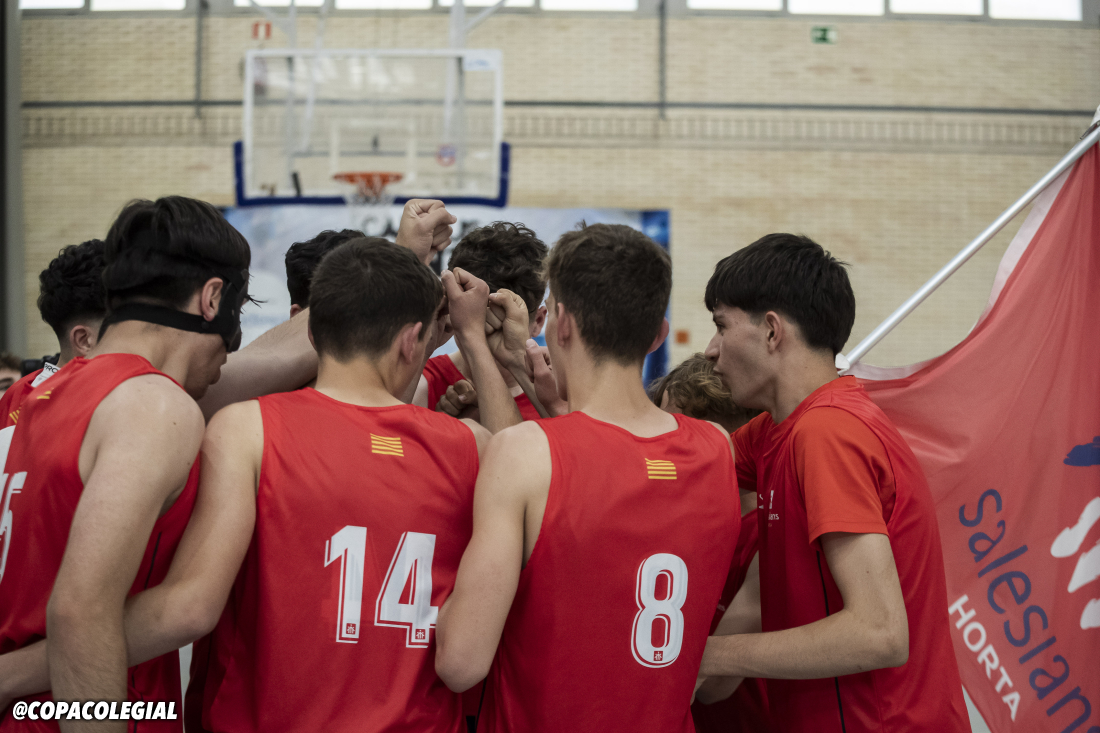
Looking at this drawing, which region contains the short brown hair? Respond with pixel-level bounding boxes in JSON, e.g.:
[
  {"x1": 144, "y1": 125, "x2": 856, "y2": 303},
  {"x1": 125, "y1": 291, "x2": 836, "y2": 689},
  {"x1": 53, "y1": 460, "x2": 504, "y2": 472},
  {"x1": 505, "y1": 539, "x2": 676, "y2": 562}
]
[
  {"x1": 308, "y1": 237, "x2": 443, "y2": 361},
  {"x1": 649, "y1": 354, "x2": 761, "y2": 433},
  {"x1": 546, "y1": 224, "x2": 670, "y2": 365},
  {"x1": 449, "y1": 222, "x2": 547, "y2": 313}
]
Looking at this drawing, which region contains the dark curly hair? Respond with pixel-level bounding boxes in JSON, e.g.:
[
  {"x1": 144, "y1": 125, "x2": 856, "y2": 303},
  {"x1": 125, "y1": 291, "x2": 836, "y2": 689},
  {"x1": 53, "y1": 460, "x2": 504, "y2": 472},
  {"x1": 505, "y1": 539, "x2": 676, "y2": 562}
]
[
  {"x1": 648, "y1": 354, "x2": 761, "y2": 434},
  {"x1": 37, "y1": 239, "x2": 107, "y2": 338},
  {"x1": 449, "y1": 222, "x2": 548, "y2": 313},
  {"x1": 285, "y1": 229, "x2": 364, "y2": 308}
]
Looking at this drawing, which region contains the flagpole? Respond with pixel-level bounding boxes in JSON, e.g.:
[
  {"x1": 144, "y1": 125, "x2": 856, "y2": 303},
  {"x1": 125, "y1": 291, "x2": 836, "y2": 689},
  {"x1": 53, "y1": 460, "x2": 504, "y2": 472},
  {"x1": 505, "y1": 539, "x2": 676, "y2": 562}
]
[{"x1": 844, "y1": 113, "x2": 1100, "y2": 367}]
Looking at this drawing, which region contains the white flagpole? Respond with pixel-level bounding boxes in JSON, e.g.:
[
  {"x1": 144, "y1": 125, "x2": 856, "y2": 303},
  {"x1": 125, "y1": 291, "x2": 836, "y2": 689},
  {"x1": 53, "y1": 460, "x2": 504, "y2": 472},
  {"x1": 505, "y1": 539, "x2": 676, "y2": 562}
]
[{"x1": 844, "y1": 110, "x2": 1100, "y2": 367}]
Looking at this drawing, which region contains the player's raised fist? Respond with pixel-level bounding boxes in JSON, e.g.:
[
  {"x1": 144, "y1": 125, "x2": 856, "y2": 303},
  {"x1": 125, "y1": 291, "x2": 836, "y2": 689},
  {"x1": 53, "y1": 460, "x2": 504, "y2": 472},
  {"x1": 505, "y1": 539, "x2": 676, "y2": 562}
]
[
  {"x1": 395, "y1": 199, "x2": 457, "y2": 266},
  {"x1": 524, "y1": 339, "x2": 568, "y2": 416},
  {"x1": 436, "y1": 379, "x2": 478, "y2": 418},
  {"x1": 487, "y1": 289, "x2": 530, "y2": 371},
  {"x1": 441, "y1": 267, "x2": 490, "y2": 341}
]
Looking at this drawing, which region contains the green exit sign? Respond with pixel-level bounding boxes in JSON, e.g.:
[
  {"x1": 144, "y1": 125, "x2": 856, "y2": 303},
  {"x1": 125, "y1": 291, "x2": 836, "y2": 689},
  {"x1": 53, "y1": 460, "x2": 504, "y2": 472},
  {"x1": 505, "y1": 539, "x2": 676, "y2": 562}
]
[{"x1": 812, "y1": 26, "x2": 838, "y2": 44}]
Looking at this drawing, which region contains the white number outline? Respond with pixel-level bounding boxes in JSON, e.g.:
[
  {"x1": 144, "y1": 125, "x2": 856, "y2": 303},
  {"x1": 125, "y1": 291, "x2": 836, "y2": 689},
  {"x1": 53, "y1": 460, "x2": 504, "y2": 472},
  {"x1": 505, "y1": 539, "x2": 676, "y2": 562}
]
[
  {"x1": 631, "y1": 553, "x2": 688, "y2": 668},
  {"x1": 324, "y1": 525, "x2": 367, "y2": 643},
  {"x1": 375, "y1": 531, "x2": 439, "y2": 648},
  {"x1": 0, "y1": 425, "x2": 25, "y2": 587}
]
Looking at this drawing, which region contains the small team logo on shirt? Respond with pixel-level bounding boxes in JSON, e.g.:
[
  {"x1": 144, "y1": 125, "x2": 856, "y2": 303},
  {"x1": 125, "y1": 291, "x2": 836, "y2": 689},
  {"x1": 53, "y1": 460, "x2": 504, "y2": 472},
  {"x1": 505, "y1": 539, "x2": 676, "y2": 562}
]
[
  {"x1": 645, "y1": 458, "x2": 677, "y2": 480},
  {"x1": 346, "y1": 623, "x2": 356, "y2": 635},
  {"x1": 654, "y1": 651, "x2": 663, "y2": 662},
  {"x1": 370, "y1": 434, "x2": 404, "y2": 457},
  {"x1": 415, "y1": 629, "x2": 426, "y2": 641}
]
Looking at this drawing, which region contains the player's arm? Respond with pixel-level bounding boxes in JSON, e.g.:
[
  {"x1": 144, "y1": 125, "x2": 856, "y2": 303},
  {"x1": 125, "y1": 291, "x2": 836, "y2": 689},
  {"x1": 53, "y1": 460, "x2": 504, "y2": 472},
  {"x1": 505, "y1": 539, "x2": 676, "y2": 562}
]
[
  {"x1": 0, "y1": 403, "x2": 260, "y2": 705},
  {"x1": 695, "y1": 553, "x2": 760, "y2": 704},
  {"x1": 47, "y1": 376, "x2": 205, "y2": 733},
  {"x1": 197, "y1": 308, "x2": 314, "y2": 421},
  {"x1": 442, "y1": 268, "x2": 521, "y2": 433},
  {"x1": 699, "y1": 531, "x2": 908, "y2": 679},
  {"x1": 436, "y1": 422, "x2": 550, "y2": 691},
  {"x1": 121, "y1": 400, "x2": 261, "y2": 663},
  {"x1": 486, "y1": 289, "x2": 551, "y2": 418}
]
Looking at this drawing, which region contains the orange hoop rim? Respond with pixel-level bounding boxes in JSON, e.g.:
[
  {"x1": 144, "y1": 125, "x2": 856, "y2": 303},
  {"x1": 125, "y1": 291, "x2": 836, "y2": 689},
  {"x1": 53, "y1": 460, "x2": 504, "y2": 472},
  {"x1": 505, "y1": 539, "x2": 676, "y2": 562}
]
[{"x1": 333, "y1": 171, "x2": 403, "y2": 198}]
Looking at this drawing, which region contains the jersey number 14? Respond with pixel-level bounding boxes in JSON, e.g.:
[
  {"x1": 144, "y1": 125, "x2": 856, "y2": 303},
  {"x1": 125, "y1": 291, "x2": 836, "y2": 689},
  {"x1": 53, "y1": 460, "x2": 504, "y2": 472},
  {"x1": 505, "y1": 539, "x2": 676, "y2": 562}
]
[{"x1": 324, "y1": 526, "x2": 438, "y2": 648}]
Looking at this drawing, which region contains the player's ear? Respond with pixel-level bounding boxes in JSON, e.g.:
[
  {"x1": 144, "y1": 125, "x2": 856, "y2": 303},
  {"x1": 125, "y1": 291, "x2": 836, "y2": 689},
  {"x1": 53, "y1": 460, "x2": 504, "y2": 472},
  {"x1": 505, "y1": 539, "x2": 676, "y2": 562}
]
[
  {"x1": 69, "y1": 322, "x2": 98, "y2": 357},
  {"x1": 196, "y1": 276, "x2": 224, "y2": 321},
  {"x1": 398, "y1": 322, "x2": 425, "y2": 365},
  {"x1": 647, "y1": 317, "x2": 670, "y2": 355},
  {"x1": 290, "y1": 304, "x2": 303, "y2": 318},
  {"x1": 554, "y1": 301, "x2": 572, "y2": 346},
  {"x1": 530, "y1": 305, "x2": 547, "y2": 338},
  {"x1": 763, "y1": 311, "x2": 784, "y2": 353}
]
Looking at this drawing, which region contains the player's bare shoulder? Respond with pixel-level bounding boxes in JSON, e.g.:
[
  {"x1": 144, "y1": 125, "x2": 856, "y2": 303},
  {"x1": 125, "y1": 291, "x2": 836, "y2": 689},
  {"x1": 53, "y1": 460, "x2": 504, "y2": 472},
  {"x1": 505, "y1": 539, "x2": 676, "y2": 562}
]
[
  {"x1": 702, "y1": 419, "x2": 737, "y2": 464},
  {"x1": 480, "y1": 421, "x2": 551, "y2": 487},
  {"x1": 93, "y1": 372, "x2": 205, "y2": 445}
]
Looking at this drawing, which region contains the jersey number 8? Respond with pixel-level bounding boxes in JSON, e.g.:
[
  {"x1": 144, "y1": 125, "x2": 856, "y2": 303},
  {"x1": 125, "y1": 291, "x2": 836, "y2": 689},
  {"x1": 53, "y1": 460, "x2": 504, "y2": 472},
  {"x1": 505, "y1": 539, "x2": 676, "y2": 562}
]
[
  {"x1": 325, "y1": 526, "x2": 438, "y2": 648},
  {"x1": 631, "y1": 553, "x2": 688, "y2": 668}
]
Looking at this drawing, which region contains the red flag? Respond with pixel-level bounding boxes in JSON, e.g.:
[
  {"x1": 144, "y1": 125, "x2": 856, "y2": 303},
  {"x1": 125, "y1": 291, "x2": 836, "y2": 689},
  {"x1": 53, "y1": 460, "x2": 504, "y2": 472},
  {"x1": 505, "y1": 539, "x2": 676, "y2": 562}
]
[{"x1": 854, "y1": 145, "x2": 1100, "y2": 733}]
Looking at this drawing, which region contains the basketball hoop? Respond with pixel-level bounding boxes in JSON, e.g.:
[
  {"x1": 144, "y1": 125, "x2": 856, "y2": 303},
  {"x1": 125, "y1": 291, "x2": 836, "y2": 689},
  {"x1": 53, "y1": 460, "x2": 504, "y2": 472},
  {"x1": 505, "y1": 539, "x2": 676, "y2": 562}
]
[{"x1": 333, "y1": 171, "x2": 403, "y2": 206}]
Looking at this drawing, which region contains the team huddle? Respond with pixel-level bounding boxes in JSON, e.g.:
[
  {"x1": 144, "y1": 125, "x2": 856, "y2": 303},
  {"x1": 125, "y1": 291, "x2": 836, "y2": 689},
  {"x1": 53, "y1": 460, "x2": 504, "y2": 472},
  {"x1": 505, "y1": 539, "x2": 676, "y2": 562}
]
[{"x1": 0, "y1": 195, "x2": 972, "y2": 732}]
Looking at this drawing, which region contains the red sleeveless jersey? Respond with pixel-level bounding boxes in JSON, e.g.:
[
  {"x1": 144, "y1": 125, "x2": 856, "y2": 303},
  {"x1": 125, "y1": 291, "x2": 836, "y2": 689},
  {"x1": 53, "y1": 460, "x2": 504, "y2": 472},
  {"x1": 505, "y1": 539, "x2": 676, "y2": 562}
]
[
  {"x1": 732, "y1": 377, "x2": 968, "y2": 733},
  {"x1": 481, "y1": 412, "x2": 741, "y2": 733},
  {"x1": 692, "y1": 508, "x2": 775, "y2": 733},
  {"x1": 0, "y1": 354, "x2": 199, "y2": 732},
  {"x1": 203, "y1": 389, "x2": 479, "y2": 733},
  {"x1": 422, "y1": 353, "x2": 540, "y2": 421},
  {"x1": 0, "y1": 363, "x2": 56, "y2": 429}
]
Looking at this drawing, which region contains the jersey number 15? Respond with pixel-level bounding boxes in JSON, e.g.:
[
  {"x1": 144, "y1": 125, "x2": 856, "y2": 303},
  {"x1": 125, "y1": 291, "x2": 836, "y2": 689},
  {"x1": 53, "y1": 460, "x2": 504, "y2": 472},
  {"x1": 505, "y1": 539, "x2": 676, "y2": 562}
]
[{"x1": 325, "y1": 526, "x2": 437, "y2": 648}]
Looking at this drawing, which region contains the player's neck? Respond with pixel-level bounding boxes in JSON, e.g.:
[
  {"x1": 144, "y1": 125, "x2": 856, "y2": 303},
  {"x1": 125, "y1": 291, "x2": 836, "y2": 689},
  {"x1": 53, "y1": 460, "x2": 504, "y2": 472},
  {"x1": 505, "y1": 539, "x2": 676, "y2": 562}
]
[
  {"x1": 90, "y1": 321, "x2": 214, "y2": 389},
  {"x1": 564, "y1": 354, "x2": 677, "y2": 438},
  {"x1": 314, "y1": 355, "x2": 407, "y2": 408},
  {"x1": 767, "y1": 352, "x2": 841, "y2": 423}
]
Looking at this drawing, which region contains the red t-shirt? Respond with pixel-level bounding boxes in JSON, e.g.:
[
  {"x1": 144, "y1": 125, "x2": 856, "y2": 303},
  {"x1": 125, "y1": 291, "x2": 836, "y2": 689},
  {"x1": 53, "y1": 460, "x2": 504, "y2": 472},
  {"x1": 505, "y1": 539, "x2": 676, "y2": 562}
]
[
  {"x1": 0, "y1": 364, "x2": 56, "y2": 428},
  {"x1": 0, "y1": 354, "x2": 198, "y2": 732},
  {"x1": 201, "y1": 389, "x2": 479, "y2": 733},
  {"x1": 731, "y1": 376, "x2": 968, "y2": 733},
  {"x1": 692, "y1": 507, "x2": 775, "y2": 733},
  {"x1": 422, "y1": 353, "x2": 540, "y2": 421},
  {"x1": 481, "y1": 412, "x2": 741, "y2": 733}
]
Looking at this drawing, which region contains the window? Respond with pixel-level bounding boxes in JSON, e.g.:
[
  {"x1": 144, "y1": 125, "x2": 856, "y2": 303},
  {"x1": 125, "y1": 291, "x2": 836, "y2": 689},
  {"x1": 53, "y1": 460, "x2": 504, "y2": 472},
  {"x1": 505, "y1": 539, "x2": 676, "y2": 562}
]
[
  {"x1": 438, "y1": 0, "x2": 534, "y2": 6},
  {"x1": 333, "y1": 0, "x2": 429, "y2": 7},
  {"x1": 687, "y1": 0, "x2": 782, "y2": 9},
  {"x1": 541, "y1": 0, "x2": 638, "y2": 10},
  {"x1": 236, "y1": 0, "x2": 325, "y2": 6},
  {"x1": 988, "y1": 0, "x2": 1081, "y2": 20},
  {"x1": 891, "y1": 0, "x2": 981, "y2": 13},
  {"x1": 788, "y1": 0, "x2": 884, "y2": 13},
  {"x1": 91, "y1": 0, "x2": 185, "y2": 8},
  {"x1": 19, "y1": 0, "x2": 84, "y2": 7}
]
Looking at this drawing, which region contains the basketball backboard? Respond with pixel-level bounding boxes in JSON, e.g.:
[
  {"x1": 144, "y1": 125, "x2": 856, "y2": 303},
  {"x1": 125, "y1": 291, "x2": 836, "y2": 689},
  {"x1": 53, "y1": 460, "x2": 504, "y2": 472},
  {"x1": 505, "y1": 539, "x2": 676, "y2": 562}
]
[{"x1": 238, "y1": 48, "x2": 506, "y2": 207}]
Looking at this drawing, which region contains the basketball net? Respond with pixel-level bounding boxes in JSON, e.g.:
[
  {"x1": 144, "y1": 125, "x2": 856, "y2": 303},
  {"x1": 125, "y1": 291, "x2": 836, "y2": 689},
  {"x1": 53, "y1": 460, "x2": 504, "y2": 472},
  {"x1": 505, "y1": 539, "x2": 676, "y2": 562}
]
[{"x1": 333, "y1": 172, "x2": 403, "y2": 236}]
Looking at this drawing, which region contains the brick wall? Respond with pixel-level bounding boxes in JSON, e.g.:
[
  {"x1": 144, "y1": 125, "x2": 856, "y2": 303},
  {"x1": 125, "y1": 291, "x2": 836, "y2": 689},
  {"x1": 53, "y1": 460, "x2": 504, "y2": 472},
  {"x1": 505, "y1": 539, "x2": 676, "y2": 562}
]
[{"x1": 19, "y1": 12, "x2": 1098, "y2": 365}]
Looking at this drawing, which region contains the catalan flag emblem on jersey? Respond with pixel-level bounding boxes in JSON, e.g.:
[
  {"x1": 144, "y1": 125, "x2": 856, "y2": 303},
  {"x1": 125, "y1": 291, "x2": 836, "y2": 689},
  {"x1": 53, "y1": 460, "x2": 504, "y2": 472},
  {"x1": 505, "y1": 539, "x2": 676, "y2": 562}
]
[
  {"x1": 8, "y1": 409, "x2": 18, "y2": 424},
  {"x1": 370, "y1": 434, "x2": 404, "y2": 457},
  {"x1": 645, "y1": 458, "x2": 677, "y2": 480}
]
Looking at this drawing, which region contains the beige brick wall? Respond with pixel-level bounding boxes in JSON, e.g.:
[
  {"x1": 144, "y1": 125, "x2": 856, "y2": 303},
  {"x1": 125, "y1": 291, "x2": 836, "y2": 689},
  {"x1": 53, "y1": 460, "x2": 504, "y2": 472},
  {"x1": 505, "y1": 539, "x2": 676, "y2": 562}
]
[{"x1": 19, "y1": 12, "x2": 1098, "y2": 366}]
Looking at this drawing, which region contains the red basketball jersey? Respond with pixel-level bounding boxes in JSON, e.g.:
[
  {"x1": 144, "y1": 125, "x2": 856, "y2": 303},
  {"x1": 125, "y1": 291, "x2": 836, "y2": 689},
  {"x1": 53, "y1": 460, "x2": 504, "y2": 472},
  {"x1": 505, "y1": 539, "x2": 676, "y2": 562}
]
[
  {"x1": 481, "y1": 412, "x2": 741, "y2": 733},
  {"x1": 422, "y1": 353, "x2": 540, "y2": 421},
  {"x1": 203, "y1": 389, "x2": 479, "y2": 733},
  {"x1": 692, "y1": 508, "x2": 775, "y2": 733},
  {"x1": 733, "y1": 377, "x2": 968, "y2": 733},
  {"x1": 0, "y1": 363, "x2": 56, "y2": 429},
  {"x1": 0, "y1": 354, "x2": 199, "y2": 732}
]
